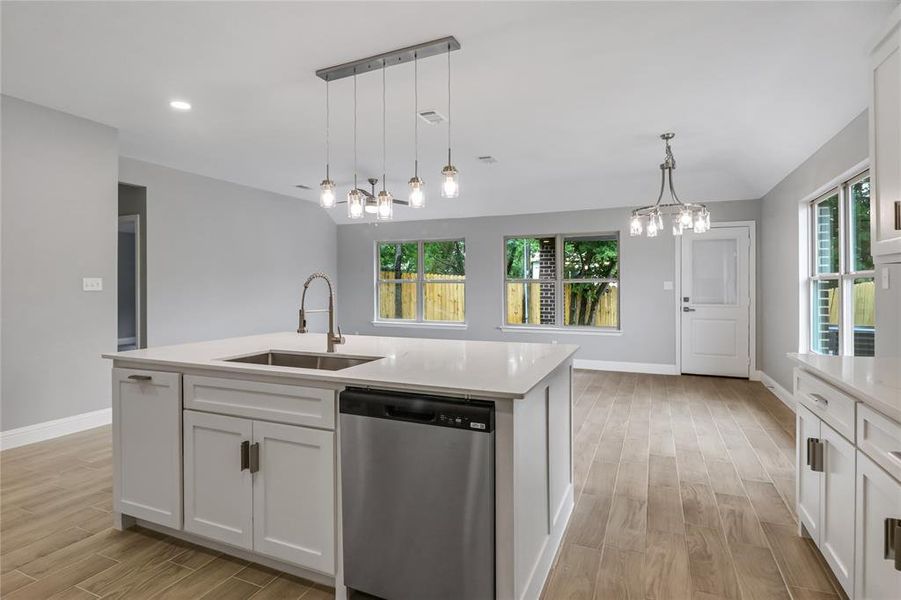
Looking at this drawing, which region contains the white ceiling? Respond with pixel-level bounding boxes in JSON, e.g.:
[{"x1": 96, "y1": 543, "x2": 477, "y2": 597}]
[{"x1": 2, "y1": 1, "x2": 895, "y2": 223}]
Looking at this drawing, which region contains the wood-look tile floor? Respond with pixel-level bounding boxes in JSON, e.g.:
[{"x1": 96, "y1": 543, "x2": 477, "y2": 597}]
[
  {"x1": 542, "y1": 371, "x2": 846, "y2": 600},
  {"x1": 0, "y1": 371, "x2": 844, "y2": 599}
]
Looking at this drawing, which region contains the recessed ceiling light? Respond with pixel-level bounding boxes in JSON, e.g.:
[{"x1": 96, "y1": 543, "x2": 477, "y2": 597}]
[{"x1": 169, "y1": 100, "x2": 191, "y2": 111}]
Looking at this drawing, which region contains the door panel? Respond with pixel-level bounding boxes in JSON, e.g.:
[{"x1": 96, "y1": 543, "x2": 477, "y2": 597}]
[
  {"x1": 183, "y1": 410, "x2": 253, "y2": 549},
  {"x1": 113, "y1": 368, "x2": 182, "y2": 528},
  {"x1": 681, "y1": 226, "x2": 750, "y2": 377},
  {"x1": 252, "y1": 420, "x2": 335, "y2": 574},
  {"x1": 820, "y1": 422, "x2": 856, "y2": 596},
  {"x1": 797, "y1": 404, "x2": 822, "y2": 543},
  {"x1": 855, "y1": 450, "x2": 901, "y2": 599}
]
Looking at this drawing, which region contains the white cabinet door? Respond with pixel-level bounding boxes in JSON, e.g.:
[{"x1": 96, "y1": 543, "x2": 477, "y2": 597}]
[
  {"x1": 797, "y1": 404, "x2": 822, "y2": 543},
  {"x1": 820, "y1": 422, "x2": 856, "y2": 597},
  {"x1": 252, "y1": 420, "x2": 335, "y2": 574},
  {"x1": 184, "y1": 410, "x2": 253, "y2": 549},
  {"x1": 113, "y1": 368, "x2": 182, "y2": 528},
  {"x1": 855, "y1": 451, "x2": 901, "y2": 599}
]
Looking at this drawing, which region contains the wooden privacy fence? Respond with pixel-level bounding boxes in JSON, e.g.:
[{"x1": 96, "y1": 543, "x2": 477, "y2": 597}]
[
  {"x1": 379, "y1": 272, "x2": 465, "y2": 321},
  {"x1": 826, "y1": 279, "x2": 875, "y2": 326},
  {"x1": 505, "y1": 282, "x2": 618, "y2": 327}
]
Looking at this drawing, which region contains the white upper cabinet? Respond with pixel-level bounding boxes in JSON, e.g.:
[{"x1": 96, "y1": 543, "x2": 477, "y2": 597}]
[
  {"x1": 183, "y1": 410, "x2": 254, "y2": 549},
  {"x1": 112, "y1": 368, "x2": 182, "y2": 529},
  {"x1": 870, "y1": 6, "x2": 901, "y2": 260}
]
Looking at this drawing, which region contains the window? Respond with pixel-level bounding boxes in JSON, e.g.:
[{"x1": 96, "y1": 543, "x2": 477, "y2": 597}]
[
  {"x1": 377, "y1": 240, "x2": 465, "y2": 323},
  {"x1": 809, "y1": 171, "x2": 874, "y2": 356},
  {"x1": 504, "y1": 234, "x2": 619, "y2": 329}
]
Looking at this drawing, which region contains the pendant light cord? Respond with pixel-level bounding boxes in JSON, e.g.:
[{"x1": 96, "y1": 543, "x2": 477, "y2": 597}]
[
  {"x1": 353, "y1": 72, "x2": 357, "y2": 190},
  {"x1": 447, "y1": 43, "x2": 452, "y2": 164},
  {"x1": 382, "y1": 60, "x2": 387, "y2": 191},
  {"x1": 414, "y1": 52, "x2": 419, "y2": 177},
  {"x1": 325, "y1": 78, "x2": 330, "y2": 180}
]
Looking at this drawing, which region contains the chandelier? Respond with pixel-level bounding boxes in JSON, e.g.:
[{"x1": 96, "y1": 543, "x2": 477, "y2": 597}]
[
  {"x1": 630, "y1": 133, "x2": 709, "y2": 237},
  {"x1": 315, "y1": 37, "x2": 461, "y2": 220}
]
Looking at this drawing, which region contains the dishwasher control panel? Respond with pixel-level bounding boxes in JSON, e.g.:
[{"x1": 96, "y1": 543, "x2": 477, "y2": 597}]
[
  {"x1": 340, "y1": 388, "x2": 495, "y2": 433},
  {"x1": 438, "y1": 412, "x2": 488, "y2": 430}
]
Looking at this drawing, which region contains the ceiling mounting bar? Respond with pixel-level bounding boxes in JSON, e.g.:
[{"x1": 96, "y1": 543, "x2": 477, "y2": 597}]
[{"x1": 315, "y1": 36, "x2": 461, "y2": 82}]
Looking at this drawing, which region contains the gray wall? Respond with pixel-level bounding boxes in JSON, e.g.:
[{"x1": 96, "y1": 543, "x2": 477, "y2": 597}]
[
  {"x1": 118, "y1": 183, "x2": 147, "y2": 347},
  {"x1": 118, "y1": 157, "x2": 337, "y2": 347},
  {"x1": 1, "y1": 95, "x2": 119, "y2": 431},
  {"x1": 760, "y1": 111, "x2": 869, "y2": 391},
  {"x1": 337, "y1": 200, "x2": 761, "y2": 367}
]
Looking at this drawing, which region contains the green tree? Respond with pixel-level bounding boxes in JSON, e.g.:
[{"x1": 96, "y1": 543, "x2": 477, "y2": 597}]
[{"x1": 564, "y1": 239, "x2": 618, "y2": 326}]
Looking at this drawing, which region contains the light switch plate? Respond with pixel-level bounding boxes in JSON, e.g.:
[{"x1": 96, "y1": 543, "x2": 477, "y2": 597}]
[
  {"x1": 882, "y1": 267, "x2": 890, "y2": 290},
  {"x1": 663, "y1": 281, "x2": 674, "y2": 290},
  {"x1": 82, "y1": 277, "x2": 103, "y2": 291}
]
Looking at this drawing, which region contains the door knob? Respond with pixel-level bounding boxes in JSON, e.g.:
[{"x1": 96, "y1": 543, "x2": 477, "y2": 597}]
[{"x1": 683, "y1": 307, "x2": 696, "y2": 312}]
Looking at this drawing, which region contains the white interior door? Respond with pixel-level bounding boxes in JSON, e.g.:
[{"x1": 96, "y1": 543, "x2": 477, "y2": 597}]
[{"x1": 681, "y1": 226, "x2": 750, "y2": 377}]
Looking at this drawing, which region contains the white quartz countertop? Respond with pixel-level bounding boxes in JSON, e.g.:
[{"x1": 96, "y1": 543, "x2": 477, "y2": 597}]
[
  {"x1": 789, "y1": 353, "x2": 901, "y2": 422},
  {"x1": 103, "y1": 332, "x2": 579, "y2": 400}
]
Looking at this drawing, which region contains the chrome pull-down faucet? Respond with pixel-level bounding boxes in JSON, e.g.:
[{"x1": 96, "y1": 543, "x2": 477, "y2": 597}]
[{"x1": 297, "y1": 272, "x2": 345, "y2": 353}]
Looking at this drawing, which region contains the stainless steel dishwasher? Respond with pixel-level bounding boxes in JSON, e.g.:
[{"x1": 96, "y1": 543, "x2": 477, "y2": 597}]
[{"x1": 340, "y1": 388, "x2": 495, "y2": 600}]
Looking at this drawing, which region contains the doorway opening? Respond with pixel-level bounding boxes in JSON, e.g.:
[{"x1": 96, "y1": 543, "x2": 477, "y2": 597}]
[
  {"x1": 677, "y1": 222, "x2": 756, "y2": 378},
  {"x1": 118, "y1": 183, "x2": 147, "y2": 350}
]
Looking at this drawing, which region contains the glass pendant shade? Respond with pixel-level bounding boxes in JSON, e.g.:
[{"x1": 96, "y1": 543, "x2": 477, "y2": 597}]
[
  {"x1": 347, "y1": 189, "x2": 364, "y2": 219},
  {"x1": 441, "y1": 165, "x2": 459, "y2": 198},
  {"x1": 376, "y1": 190, "x2": 393, "y2": 220},
  {"x1": 693, "y1": 208, "x2": 710, "y2": 233},
  {"x1": 630, "y1": 215, "x2": 643, "y2": 237},
  {"x1": 364, "y1": 199, "x2": 378, "y2": 214},
  {"x1": 646, "y1": 215, "x2": 659, "y2": 237},
  {"x1": 408, "y1": 176, "x2": 425, "y2": 208},
  {"x1": 654, "y1": 211, "x2": 663, "y2": 231},
  {"x1": 319, "y1": 179, "x2": 336, "y2": 208},
  {"x1": 672, "y1": 216, "x2": 683, "y2": 236},
  {"x1": 679, "y1": 208, "x2": 693, "y2": 228}
]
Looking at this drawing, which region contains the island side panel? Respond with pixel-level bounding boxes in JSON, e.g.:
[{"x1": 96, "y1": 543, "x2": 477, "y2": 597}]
[{"x1": 513, "y1": 359, "x2": 574, "y2": 600}]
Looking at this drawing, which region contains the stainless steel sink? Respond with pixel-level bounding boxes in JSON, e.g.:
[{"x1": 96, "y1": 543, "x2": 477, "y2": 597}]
[{"x1": 223, "y1": 351, "x2": 379, "y2": 371}]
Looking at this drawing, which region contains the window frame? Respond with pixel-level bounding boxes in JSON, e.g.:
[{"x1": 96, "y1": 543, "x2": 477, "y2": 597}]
[
  {"x1": 808, "y1": 169, "x2": 873, "y2": 356},
  {"x1": 502, "y1": 232, "x2": 621, "y2": 331},
  {"x1": 374, "y1": 238, "x2": 466, "y2": 325}
]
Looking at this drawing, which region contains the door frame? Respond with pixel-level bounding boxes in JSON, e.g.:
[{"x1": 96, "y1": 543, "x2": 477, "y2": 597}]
[
  {"x1": 674, "y1": 220, "x2": 757, "y2": 379},
  {"x1": 118, "y1": 214, "x2": 142, "y2": 349}
]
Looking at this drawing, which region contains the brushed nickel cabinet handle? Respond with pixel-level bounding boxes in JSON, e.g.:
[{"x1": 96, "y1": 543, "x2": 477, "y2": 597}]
[
  {"x1": 806, "y1": 437, "x2": 817, "y2": 468},
  {"x1": 240, "y1": 441, "x2": 250, "y2": 471},
  {"x1": 888, "y1": 451, "x2": 901, "y2": 464},
  {"x1": 249, "y1": 442, "x2": 260, "y2": 474},
  {"x1": 127, "y1": 374, "x2": 152, "y2": 382},
  {"x1": 885, "y1": 518, "x2": 901, "y2": 571},
  {"x1": 810, "y1": 439, "x2": 825, "y2": 472},
  {"x1": 809, "y1": 393, "x2": 829, "y2": 408}
]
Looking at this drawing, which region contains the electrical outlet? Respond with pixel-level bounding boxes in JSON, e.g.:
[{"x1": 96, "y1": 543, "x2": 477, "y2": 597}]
[
  {"x1": 82, "y1": 277, "x2": 103, "y2": 292},
  {"x1": 663, "y1": 281, "x2": 674, "y2": 290}
]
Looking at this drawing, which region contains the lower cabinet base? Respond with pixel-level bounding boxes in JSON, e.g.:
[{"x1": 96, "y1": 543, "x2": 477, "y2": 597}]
[{"x1": 122, "y1": 516, "x2": 340, "y2": 593}]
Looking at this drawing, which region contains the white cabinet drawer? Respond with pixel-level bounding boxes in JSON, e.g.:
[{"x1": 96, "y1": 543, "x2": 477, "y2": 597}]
[
  {"x1": 795, "y1": 368, "x2": 856, "y2": 442},
  {"x1": 184, "y1": 375, "x2": 336, "y2": 430},
  {"x1": 857, "y1": 403, "x2": 901, "y2": 482}
]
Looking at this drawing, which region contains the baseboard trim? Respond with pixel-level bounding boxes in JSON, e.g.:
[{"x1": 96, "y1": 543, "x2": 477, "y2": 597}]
[
  {"x1": 759, "y1": 372, "x2": 795, "y2": 410},
  {"x1": 0, "y1": 407, "x2": 112, "y2": 451},
  {"x1": 573, "y1": 359, "x2": 679, "y2": 375}
]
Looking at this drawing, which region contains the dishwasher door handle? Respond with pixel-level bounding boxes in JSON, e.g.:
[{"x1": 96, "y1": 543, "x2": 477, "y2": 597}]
[{"x1": 385, "y1": 405, "x2": 436, "y2": 422}]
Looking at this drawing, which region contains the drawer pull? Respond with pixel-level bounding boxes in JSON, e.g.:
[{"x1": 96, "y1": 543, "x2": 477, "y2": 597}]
[
  {"x1": 240, "y1": 440, "x2": 250, "y2": 471},
  {"x1": 885, "y1": 518, "x2": 901, "y2": 571},
  {"x1": 127, "y1": 374, "x2": 152, "y2": 382},
  {"x1": 889, "y1": 451, "x2": 901, "y2": 464},
  {"x1": 809, "y1": 393, "x2": 829, "y2": 408}
]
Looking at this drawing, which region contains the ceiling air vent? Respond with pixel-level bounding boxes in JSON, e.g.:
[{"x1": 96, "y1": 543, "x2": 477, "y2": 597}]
[
  {"x1": 418, "y1": 110, "x2": 446, "y2": 125},
  {"x1": 477, "y1": 156, "x2": 498, "y2": 164},
  {"x1": 294, "y1": 184, "x2": 312, "y2": 190}
]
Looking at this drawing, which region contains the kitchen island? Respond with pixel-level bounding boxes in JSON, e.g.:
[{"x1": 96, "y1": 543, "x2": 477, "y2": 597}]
[{"x1": 103, "y1": 332, "x2": 578, "y2": 600}]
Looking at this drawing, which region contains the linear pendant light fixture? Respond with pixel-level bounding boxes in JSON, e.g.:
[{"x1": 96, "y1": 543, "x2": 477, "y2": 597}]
[
  {"x1": 314, "y1": 37, "x2": 461, "y2": 219},
  {"x1": 630, "y1": 133, "x2": 709, "y2": 237}
]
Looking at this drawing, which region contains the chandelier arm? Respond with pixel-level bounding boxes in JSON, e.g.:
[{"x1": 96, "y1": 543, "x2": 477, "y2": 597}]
[
  {"x1": 654, "y1": 167, "x2": 666, "y2": 207},
  {"x1": 667, "y1": 169, "x2": 684, "y2": 206}
]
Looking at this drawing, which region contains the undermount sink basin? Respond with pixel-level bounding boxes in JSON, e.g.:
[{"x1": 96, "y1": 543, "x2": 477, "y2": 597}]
[{"x1": 223, "y1": 351, "x2": 379, "y2": 371}]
